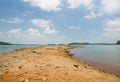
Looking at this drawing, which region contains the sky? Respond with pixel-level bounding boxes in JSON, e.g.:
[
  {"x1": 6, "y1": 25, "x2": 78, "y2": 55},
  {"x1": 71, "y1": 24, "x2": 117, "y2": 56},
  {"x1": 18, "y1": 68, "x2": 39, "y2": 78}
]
[{"x1": 0, "y1": 0, "x2": 120, "y2": 44}]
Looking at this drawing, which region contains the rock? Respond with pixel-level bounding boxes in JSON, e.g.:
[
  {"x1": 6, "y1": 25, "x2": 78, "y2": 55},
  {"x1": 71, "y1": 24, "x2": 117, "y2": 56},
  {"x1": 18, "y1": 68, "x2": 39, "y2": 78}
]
[
  {"x1": 32, "y1": 50, "x2": 41, "y2": 54},
  {"x1": 18, "y1": 78, "x2": 29, "y2": 82},
  {"x1": 84, "y1": 66, "x2": 87, "y2": 68},
  {"x1": 65, "y1": 72, "x2": 68, "y2": 75},
  {"x1": 18, "y1": 78, "x2": 25, "y2": 82},
  {"x1": 55, "y1": 66, "x2": 60, "y2": 68},
  {"x1": 46, "y1": 64, "x2": 52, "y2": 67},
  {"x1": 35, "y1": 65, "x2": 38, "y2": 68},
  {"x1": 0, "y1": 72, "x2": 4, "y2": 76},
  {"x1": 42, "y1": 76, "x2": 48, "y2": 81},
  {"x1": 73, "y1": 64, "x2": 79, "y2": 68},
  {"x1": 24, "y1": 79, "x2": 29, "y2": 82},
  {"x1": 18, "y1": 65, "x2": 23, "y2": 69}
]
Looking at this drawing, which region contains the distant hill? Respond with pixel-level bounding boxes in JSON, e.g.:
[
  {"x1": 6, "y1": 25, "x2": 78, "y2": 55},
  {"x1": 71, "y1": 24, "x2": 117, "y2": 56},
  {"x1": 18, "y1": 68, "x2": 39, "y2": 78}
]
[
  {"x1": 68, "y1": 42, "x2": 90, "y2": 45},
  {"x1": 68, "y1": 42, "x2": 115, "y2": 45},
  {"x1": 47, "y1": 44, "x2": 56, "y2": 46},
  {"x1": 91, "y1": 43, "x2": 115, "y2": 45},
  {"x1": 0, "y1": 41, "x2": 12, "y2": 45}
]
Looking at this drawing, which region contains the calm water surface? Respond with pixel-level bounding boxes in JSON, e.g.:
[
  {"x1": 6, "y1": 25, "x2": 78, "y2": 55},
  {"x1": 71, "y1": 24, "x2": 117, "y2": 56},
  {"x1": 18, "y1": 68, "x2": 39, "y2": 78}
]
[
  {"x1": 0, "y1": 44, "x2": 44, "y2": 52},
  {"x1": 69, "y1": 45, "x2": 120, "y2": 77}
]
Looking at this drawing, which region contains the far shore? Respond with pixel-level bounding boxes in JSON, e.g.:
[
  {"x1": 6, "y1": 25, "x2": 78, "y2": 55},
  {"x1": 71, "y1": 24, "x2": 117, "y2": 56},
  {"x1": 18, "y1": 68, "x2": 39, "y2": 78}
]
[{"x1": 0, "y1": 45, "x2": 120, "y2": 82}]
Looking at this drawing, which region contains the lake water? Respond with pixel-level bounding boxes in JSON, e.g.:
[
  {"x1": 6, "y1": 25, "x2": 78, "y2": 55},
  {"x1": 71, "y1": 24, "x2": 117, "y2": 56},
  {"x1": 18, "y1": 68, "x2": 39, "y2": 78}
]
[
  {"x1": 69, "y1": 45, "x2": 120, "y2": 77},
  {"x1": 0, "y1": 44, "x2": 44, "y2": 52}
]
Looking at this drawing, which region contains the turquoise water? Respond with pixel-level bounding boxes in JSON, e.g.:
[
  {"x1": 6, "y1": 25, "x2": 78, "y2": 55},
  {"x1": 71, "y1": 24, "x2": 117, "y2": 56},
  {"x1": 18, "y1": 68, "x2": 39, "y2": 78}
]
[
  {"x1": 0, "y1": 44, "x2": 44, "y2": 52},
  {"x1": 69, "y1": 45, "x2": 120, "y2": 77}
]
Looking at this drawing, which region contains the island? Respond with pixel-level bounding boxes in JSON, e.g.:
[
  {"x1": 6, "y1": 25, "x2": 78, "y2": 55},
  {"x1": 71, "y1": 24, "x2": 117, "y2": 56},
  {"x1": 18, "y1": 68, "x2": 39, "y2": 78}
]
[{"x1": 0, "y1": 41, "x2": 12, "y2": 45}]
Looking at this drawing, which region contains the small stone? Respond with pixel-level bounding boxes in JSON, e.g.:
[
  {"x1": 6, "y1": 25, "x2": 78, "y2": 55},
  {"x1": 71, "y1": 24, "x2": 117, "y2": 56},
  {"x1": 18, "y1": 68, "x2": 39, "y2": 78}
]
[
  {"x1": 0, "y1": 72, "x2": 4, "y2": 76},
  {"x1": 46, "y1": 64, "x2": 52, "y2": 67},
  {"x1": 55, "y1": 66, "x2": 60, "y2": 68},
  {"x1": 42, "y1": 76, "x2": 48, "y2": 81},
  {"x1": 18, "y1": 65, "x2": 23, "y2": 69},
  {"x1": 18, "y1": 78, "x2": 25, "y2": 82},
  {"x1": 18, "y1": 78, "x2": 29, "y2": 82},
  {"x1": 65, "y1": 72, "x2": 68, "y2": 75},
  {"x1": 24, "y1": 79, "x2": 29, "y2": 82},
  {"x1": 84, "y1": 66, "x2": 87, "y2": 68},
  {"x1": 5, "y1": 70, "x2": 9, "y2": 73},
  {"x1": 32, "y1": 50, "x2": 41, "y2": 54},
  {"x1": 35, "y1": 65, "x2": 37, "y2": 67},
  {"x1": 73, "y1": 64, "x2": 79, "y2": 68}
]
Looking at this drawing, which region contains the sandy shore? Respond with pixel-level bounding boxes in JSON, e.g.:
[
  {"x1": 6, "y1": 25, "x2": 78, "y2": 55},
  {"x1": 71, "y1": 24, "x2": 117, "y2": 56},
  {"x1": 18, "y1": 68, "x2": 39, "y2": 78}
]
[{"x1": 0, "y1": 45, "x2": 120, "y2": 82}]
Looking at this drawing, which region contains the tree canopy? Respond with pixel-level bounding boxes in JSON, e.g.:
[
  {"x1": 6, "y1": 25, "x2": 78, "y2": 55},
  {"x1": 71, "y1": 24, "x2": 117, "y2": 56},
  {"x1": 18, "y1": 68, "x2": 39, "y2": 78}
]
[
  {"x1": 0, "y1": 41, "x2": 12, "y2": 45},
  {"x1": 116, "y1": 40, "x2": 120, "y2": 44}
]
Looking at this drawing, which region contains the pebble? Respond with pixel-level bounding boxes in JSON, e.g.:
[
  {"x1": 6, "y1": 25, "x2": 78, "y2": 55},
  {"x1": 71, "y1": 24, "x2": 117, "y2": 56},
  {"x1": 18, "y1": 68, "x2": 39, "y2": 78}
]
[
  {"x1": 42, "y1": 76, "x2": 48, "y2": 81},
  {"x1": 24, "y1": 79, "x2": 29, "y2": 82},
  {"x1": 18, "y1": 78, "x2": 24, "y2": 82},
  {"x1": 0, "y1": 72, "x2": 4, "y2": 76},
  {"x1": 18, "y1": 78, "x2": 29, "y2": 82},
  {"x1": 74, "y1": 64, "x2": 79, "y2": 68},
  {"x1": 18, "y1": 65, "x2": 23, "y2": 69}
]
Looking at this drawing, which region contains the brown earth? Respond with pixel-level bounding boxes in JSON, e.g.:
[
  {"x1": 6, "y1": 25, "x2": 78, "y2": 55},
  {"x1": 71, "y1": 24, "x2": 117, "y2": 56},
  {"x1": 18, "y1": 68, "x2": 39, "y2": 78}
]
[{"x1": 0, "y1": 45, "x2": 120, "y2": 82}]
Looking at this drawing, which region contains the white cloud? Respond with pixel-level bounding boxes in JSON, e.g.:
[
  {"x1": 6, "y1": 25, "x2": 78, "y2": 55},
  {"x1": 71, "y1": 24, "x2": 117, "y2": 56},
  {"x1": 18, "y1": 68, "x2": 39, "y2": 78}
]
[
  {"x1": 27, "y1": 28, "x2": 39, "y2": 33},
  {"x1": 31, "y1": 19, "x2": 59, "y2": 34},
  {"x1": 8, "y1": 29, "x2": 22, "y2": 34},
  {"x1": 67, "y1": 0, "x2": 94, "y2": 10},
  {"x1": 100, "y1": 0, "x2": 120, "y2": 15},
  {"x1": 8, "y1": 29, "x2": 24, "y2": 39},
  {"x1": 26, "y1": 28, "x2": 41, "y2": 38},
  {"x1": 43, "y1": 27, "x2": 59, "y2": 34},
  {"x1": 84, "y1": 0, "x2": 120, "y2": 19},
  {"x1": 102, "y1": 18, "x2": 120, "y2": 39},
  {"x1": 69, "y1": 26, "x2": 80, "y2": 29},
  {"x1": 84, "y1": 12, "x2": 96, "y2": 19},
  {"x1": 0, "y1": 28, "x2": 66, "y2": 44},
  {"x1": 31, "y1": 19, "x2": 52, "y2": 28},
  {"x1": 0, "y1": 28, "x2": 41, "y2": 43},
  {"x1": 0, "y1": 18, "x2": 23, "y2": 24},
  {"x1": 0, "y1": 32, "x2": 2, "y2": 36},
  {"x1": 23, "y1": 0, "x2": 62, "y2": 12},
  {"x1": 7, "y1": 28, "x2": 41, "y2": 39}
]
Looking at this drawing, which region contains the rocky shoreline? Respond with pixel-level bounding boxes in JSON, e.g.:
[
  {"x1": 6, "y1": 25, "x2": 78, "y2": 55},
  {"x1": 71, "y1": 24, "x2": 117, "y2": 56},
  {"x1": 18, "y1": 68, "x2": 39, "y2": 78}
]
[{"x1": 0, "y1": 45, "x2": 120, "y2": 82}]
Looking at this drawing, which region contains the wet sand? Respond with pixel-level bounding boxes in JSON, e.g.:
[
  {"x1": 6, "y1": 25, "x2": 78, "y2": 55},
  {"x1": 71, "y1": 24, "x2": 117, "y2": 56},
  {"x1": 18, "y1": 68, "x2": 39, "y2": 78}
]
[{"x1": 0, "y1": 45, "x2": 120, "y2": 82}]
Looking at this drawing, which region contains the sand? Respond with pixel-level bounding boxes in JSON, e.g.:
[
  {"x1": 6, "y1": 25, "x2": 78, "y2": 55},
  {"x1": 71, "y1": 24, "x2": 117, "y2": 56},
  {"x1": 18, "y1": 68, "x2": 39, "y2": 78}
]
[{"x1": 0, "y1": 45, "x2": 120, "y2": 82}]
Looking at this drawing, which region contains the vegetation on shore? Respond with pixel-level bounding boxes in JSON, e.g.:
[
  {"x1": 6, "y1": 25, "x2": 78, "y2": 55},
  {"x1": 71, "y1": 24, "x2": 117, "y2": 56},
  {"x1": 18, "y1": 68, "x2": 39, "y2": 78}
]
[
  {"x1": 0, "y1": 41, "x2": 12, "y2": 45},
  {"x1": 68, "y1": 42, "x2": 90, "y2": 45},
  {"x1": 68, "y1": 42, "x2": 115, "y2": 45},
  {"x1": 116, "y1": 40, "x2": 120, "y2": 44}
]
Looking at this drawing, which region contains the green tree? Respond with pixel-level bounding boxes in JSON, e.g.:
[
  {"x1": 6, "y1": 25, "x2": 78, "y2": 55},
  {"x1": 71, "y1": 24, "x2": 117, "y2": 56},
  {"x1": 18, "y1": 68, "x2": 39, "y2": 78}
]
[
  {"x1": 0, "y1": 41, "x2": 12, "y2": 45},
  {"x1": 116, "y1": 40, "x2": 120, "y2": 44}
]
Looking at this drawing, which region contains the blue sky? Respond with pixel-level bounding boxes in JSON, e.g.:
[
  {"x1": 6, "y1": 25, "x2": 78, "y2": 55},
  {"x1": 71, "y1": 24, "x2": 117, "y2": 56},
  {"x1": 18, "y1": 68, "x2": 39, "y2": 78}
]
[{"x1": 0, "y1": 0, "x2": 120, "y2": 44}]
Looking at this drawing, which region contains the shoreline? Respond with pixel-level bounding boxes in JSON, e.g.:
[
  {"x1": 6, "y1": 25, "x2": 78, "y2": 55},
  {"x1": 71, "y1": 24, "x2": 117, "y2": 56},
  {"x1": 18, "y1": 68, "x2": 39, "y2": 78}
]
[
  {"x1": 67, "y1": 50, "x2": 120, "y2": 78},
  {"x1": 68, "y1": 45, "x2": 120, "y2": 77},
  {"x1": 0, "y1": 45, "x2": 120, "y2": 82}
]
